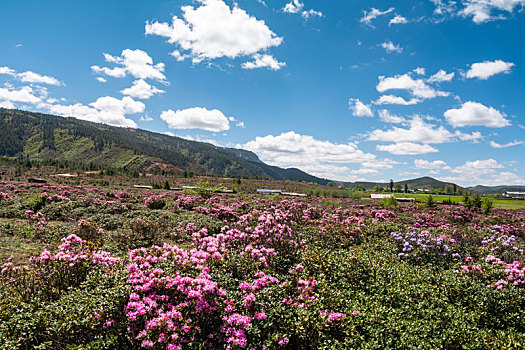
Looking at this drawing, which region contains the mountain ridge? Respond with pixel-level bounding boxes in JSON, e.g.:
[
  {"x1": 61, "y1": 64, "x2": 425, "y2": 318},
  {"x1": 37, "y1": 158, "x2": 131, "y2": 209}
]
[{"x1": 0, "y1": 108, "x2": 329, "y2": 184}]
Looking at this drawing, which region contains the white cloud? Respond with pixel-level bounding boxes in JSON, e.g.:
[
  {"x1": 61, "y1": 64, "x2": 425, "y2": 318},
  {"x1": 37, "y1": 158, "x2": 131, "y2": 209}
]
[
  {"x1": 377, "y1": 73, "x2": 449, "y2": 99},
  {"x1": 381, "y1": 40, "x2": 403, "y2": 53},
  {"x1": 161, "y1": 107, "x2": 230, "y2": 132},
  {"x1": 362, "y1": 158, "x2": 400, "y2": 169},
  {"x1": 389, "y1": 14, "x2": 408, "y2": 25},
  {"x1": 283, "y1": 0, "x2": 323, "y2": 18},
  {"x1": 0, "y1": 85, "x2": 42, "y2": 105},
  {"x1": 413, "y1": 67, "x2": 426, "y2": 75},
  {"x1": 465, "y1": 60, "x2": 515, "y2": 80},
  {"x1": 0, "y1": 101, "x2": 15, "y2": 109},
  {"x1": 490, "y1": 140, "x2": 524, "y2": 148},
  {"x1": 145, "y1": 0, "x2": 283, "y2": 66},
  {"x1": 0, "y1": 66, "x2": 16, "y2": 76},
  {"x1": 241, "y1": 131, "x2": 376, "y2": 181},
  {"x1": 431, "y1": 0, "x2": 457, "y2": 16},
  {"x1": 96, "y1": 77, "x2": 107, "y2": 83},
  {"x1": 48, "y1": 99, "x2": 140, "y2": 128},
  {"x1": 302, "y1": 9, "x2": 323, "y2": 19},
  {"x1": 92, "y1": 49, "x2": 166, "y2": 81},
  {"x1": 457, "y1": 131, "x2": 483, "y2": 141},
  {"x1": 236, "y1": 121, "x2": 246, "y2": 128},
  {"x1": 121, "y1": 79, "x2": 165, "y2": 99},
  {"x1": 17, "y1": 71, "x2": 62, "y2": 86},
  {"x1": 164, "y1": 131, "x2": 175, "y2": 137},
  {"x1": 378, "y1": 109, "x2": 406, "y2": 124},
  {"x1": 140, "y1": 115, "x2": 154, "y2": 122},
  {"x1": 427, "y1": 69, "x2": 455, "y2": 83},
  {"x1": 451, "y1": 159, "x2": 504, "y2": 174},
  {"x1": 414, "y1": 159, "x2": 450, "y2": 170},
  {"x1": 374, "y1": 95, "x2": 421, "y2": 105},
  {"x1": 241, "y1": 54, "x2": 286, "y2": 70},
  {"x1": 444, "y1": 101, "x2": 510, "y2": 128},
  {"x1": 283, "y1": 0, "x2": 303, "y2": 13},
  {"x1": 349, "y1": 98, "x2": 373, "y2": 117},
  {"x1": 0, "y1": 66, "x2": 62, "y2": 86},
  {"x1": 350, "y1": 168, "x2": 380, "y2": 175},
  {"x1": 460, "y1": 0, "x2": 525, "y2": 23},
  {"x1": 180, "y1": 134, "x2": 220, "y2": 146},
  {"x1": 360, "y1": 7, "x2": 394, "y2": 27},
  {"x1": 89, "y1": 96, "x2": 144, "y2": 116},
  {"x1": 377, "y1": 142, "x2": 439, "y2": 155},
  {"x1": 368, "y1": 116, "x2": 456, "y2": 144}
]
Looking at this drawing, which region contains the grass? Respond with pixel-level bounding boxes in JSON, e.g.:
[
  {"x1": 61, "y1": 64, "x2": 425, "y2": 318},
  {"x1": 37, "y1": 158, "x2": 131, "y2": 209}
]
[{"x1": 386, "y1": 192, "x2": 525, "y2": 210}]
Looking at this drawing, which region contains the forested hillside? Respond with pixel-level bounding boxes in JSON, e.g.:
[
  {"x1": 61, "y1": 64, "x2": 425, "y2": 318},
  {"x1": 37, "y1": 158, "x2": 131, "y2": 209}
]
[{"x1": 0, "y1": 109, "x2": 329, "y2": 184}]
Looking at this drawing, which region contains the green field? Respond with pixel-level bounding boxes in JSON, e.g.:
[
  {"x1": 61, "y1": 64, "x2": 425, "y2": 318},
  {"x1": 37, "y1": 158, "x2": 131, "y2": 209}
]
[{"x1": 389, "y1": 192, "x2": 525, "y2": 209}]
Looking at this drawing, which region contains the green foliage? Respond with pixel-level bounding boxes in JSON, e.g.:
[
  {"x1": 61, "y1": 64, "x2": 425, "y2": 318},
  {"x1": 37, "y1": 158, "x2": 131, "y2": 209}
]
[
  {"x1": 463, "y1": 194, "x2": 472, "y2": 209},
  {"x1": 381, "y1": 196, "x2": 398, "y2": 208},
  {"x1": 426, "y1": 194, "x2": 436, "y2": 208},
  {"x1": 0, "y1": 109, "x2": 329, "y2": 184},
  {"x1": 189, "y1": 179, "x2": 226, "y2": 199},
  {"x1": 75, "y1": 220, "x2": 104, "y2": 245},
  {"x1": 26, "y1": 193, "x2": 46, "y2": 212},
  {"x1": 472, "y1": 194, "x2": 483, "y2": 210},
  {"x1": 482, "y1": 195, "x2": 494, "y2": 214}
]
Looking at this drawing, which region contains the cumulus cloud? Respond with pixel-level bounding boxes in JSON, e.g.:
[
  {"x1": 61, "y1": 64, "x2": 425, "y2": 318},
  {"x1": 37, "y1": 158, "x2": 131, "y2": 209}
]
[
  {"x1": 377, "y1": 142, "x2": 439, "y2": 155},
  {"x1": 389, "y1": 14, "x2": 408, "y2": 25},
  {"x1": 349, "y1": 98, "x2": 373, "y2": 117},
  {"x1": 465, "y1": 60, "x2": 515, "y2": 80},
  {"x1": 444, "y1": 101, "x2": 510, "y2": 128},
  {"x1": 413, "y1": 67, "x2": 426, "y2": 75},
  {"x1": 0, "y1": 66, "x2": 62, "y2": 86},
  {"x1": 360, "y1": 7, "x2": 394, "y2": 27},
  {"x1": 0, "y1": 101, "x2": 15, "y2": 109},
  {"x1": 0, "y1": 85, "x2": 42, "y2": 105},
  {"x1": 161, "y1": 107, "x2": 230, "y2": 132},
  {"x1": 91, "y1": 49, "x2": 166, "y2": 81},
  {"x1": 283, "y1": 1, "x2": 323, "y2": 19},
  {"x1": 378, "y1": 109, "x2": 406, "y2": 124},
  {"x1": 47, "y1": 96, "x2": 144, "y2": 128},
  {"x1": 0, "y1": 66, "x2": 16, "y2": 75},
  {"x1": 89, "y1": 96, "x2": 144, "y2": 116},
  {"x1": 381, "y1": 41, "x2": 403, "y2": 53},
  {"x1": 427, "y1": 69, "x2": 455, "y2": 83},
  {"x1": 374, "y1": 95, "x2": 421, "y2": 105},
  {"x1": 17, "y1": 71, "x2": 62, "y2": 86},
  {"x1": 460, "y1": 0, "x2": 525, "y2": 23},
  {"x1": 241, "y1": 131, "x2": 376, "y2": 180},
  {"x1": 368, "y1": 116, "x2": 457, "y2": 144},
  {"x1": 302, "y1": 9, "x2": 323, "y2": 19},
  {"x1": 121, "y1": 79, "x2": 165, "y2": 99},
  {"x1": 489, "y1": 140, "x2": 524, "y2": 148},
  {"x1": 145, "y1": 0, "x2": 283, "y2": 66},
  {"x1": 368, "y1": 116, "x2": 482, "y2": 159},
  {"x1": 283, "y1": 0, "x2": 303, "y2": 13},
  {"x1": 414, "y1": 159, "x2": 450, "y2": 170},
  {"x1": 377, "y1": 73, "x2": 449, "y2": 99},
  {"x1": 451, "y1": 159, "x2": 504, "y2": 174},
  {"x1": 241, "y1": 54, "x2": 286, "y2": 70}
]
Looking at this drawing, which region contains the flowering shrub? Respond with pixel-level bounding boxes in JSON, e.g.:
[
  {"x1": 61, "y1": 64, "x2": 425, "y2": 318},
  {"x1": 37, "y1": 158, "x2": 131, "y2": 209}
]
[{"x1": 1, "y1": 179, "x2": 525, "y2": 348}]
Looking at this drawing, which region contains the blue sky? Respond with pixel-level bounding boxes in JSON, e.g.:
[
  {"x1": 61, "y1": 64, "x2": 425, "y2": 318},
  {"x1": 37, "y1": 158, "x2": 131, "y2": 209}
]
[{"x1": 1, "y1": 0, "x2": 524, "y2": 186}]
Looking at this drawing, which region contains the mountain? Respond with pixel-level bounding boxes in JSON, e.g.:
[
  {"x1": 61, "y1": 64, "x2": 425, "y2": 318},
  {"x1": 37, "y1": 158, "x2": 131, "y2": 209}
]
[
  {"x1": 467, "y1": 185, "x2": 525, "y2": 194},
  {"x1": 0, "y1": 108, "x2": 329, "y2": 184},
  {"x1": 345, "y1": 176, "x2": 461, "y2": 191}
]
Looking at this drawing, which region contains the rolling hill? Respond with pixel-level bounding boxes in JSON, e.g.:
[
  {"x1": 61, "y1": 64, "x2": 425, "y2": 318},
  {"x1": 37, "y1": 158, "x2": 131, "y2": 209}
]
[
  {"x1": 345, "y1": 176, "x2": 461, "y2": 191},
  {"x1": 467, "y1": 185, "x2": 525, "y2": 194},
  {"x1": 0, "y1": 108, "x2": 330, "y2": 184}
]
